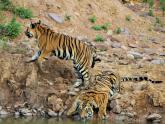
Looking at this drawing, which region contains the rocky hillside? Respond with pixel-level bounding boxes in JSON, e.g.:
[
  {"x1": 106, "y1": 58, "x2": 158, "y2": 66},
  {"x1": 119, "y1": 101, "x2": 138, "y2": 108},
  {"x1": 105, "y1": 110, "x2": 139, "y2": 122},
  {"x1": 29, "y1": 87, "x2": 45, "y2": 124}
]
[{"x1": 0, "y1": 0, "x2": 165, "y2": 123}]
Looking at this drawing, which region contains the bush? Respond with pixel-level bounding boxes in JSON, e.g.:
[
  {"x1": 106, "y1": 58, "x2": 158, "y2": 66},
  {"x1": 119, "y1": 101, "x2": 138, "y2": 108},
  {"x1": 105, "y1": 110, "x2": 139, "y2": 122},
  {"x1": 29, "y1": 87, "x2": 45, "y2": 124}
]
[
  {"x1": 101, "y1": 22, "x2": 111, "y2": 31},
  {"x1": 0, "y1": 17, "x2": 21, "y2": 39},
  {"x1": 92, "y1": 23, "x2": 111, "y2": 31},
  {"x1": 160, "y1": 0, "x2": 165, "y2": 16},
  {"x1": 89, "y1": 16, "x2": 97, "y2": 23},
  {"x1": 94, "y1": 35, "x2": 104, "y2": 42},
  {"x1": 92, "y1": 25, "x2": 102, "y2": 30},
  {"x1": 14, "y1": 7, "x2": 33, "y2": 19},
  {"x1": 125, "y1": 15, "x2": 132, "y2": 21},
  {"x1": 0, "y1": 0, "x2": 15, "y2": 11},
  {"x1": 114, "y1": 27, "x2": 122, "y2": 34}
]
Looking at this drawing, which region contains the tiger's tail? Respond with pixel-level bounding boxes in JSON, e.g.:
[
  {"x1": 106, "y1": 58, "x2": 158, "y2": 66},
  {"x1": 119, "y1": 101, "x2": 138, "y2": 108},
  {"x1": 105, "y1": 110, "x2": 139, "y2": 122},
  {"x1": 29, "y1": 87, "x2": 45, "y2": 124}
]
[{"x1": 121, "y1": 76, "x2": 163, "y2": 83}]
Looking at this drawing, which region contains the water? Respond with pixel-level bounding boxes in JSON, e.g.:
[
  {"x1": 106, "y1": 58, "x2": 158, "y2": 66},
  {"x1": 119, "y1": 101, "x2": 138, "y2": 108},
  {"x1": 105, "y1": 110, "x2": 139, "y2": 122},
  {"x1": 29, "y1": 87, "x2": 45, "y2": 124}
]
[{"x1": 0, "y1": 117, "x2": 149, "y2": 124}]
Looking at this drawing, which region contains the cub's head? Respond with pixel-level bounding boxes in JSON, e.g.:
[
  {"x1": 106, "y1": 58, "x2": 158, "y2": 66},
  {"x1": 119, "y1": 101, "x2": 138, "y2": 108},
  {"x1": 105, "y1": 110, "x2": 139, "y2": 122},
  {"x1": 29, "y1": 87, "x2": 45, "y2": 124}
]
[
  {"x1": 80, "y1": 102, "x2": 94, "y2": 120},
  {"x1": 25, "y1": 20, "x2": 41, "y2": 39},
  {"x1": 95, "y1": 70, "x2": 121, "y2": 96}
]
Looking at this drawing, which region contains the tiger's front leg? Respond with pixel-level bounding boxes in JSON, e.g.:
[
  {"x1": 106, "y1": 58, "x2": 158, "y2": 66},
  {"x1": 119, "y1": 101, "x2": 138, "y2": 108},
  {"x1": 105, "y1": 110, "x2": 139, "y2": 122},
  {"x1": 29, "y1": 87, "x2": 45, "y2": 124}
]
[
  {"x1": 26, "y1": 51, "x2": 41, "y2": 63},
  {"x1": 37, "y1": 50, "x2": 50, "y2": 74}
]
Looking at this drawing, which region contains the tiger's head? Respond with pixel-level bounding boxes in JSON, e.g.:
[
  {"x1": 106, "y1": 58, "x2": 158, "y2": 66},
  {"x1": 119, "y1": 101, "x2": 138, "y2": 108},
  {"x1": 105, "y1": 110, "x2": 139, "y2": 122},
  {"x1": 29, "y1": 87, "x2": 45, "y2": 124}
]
[
  {"x1": 95, "y1": 70, "x2": 121, "y2": 96},
  {"x1": 80, "y1": 101, "x2": 94, "y2": 120},
  {"x1": 25, "y1": 20, "x2": 42, "y2": 39}
]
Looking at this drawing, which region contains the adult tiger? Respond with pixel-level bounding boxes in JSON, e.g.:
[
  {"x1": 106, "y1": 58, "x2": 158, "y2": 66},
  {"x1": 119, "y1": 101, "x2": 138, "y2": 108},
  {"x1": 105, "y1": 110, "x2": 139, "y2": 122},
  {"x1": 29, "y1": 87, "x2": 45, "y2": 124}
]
[{"x1": 25, "y1": 20, "x2": 101, "y2": 89}]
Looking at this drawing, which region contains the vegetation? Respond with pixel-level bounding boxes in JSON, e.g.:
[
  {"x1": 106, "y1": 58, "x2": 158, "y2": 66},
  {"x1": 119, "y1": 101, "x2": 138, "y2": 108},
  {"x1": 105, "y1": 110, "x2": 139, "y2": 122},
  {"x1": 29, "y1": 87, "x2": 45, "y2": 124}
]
[
  {"x1": 89, "y1": 16, "x2": 97, "y2": 23},
  {"x1": 0, "y1": 39, "x2": 9, "y2": 50},
  {"x1": 114, "y1": 27, "x2": 122, "y2": 34},
  {"x1": 0, "y1": 0, "x2": 33, "y2": 18},
  {"x1": 0, "y1": 0, "x2": 14, "y2": 11},
  {"x1": 154, "y1": 17, "x2": 164, "y2": 27},
  {"x1": 148, "y1": 0, "x2": 154, "y2": 16},
  {"x1": 101, "y1": 22, "x2": 111, "y2": 31},
  {"x1": 160, "y1": 0, "x2": 165, "y2": 16},
  {"x1": 0, "y1": 17, "x2": 21, "y2": 39},
  {"x1": 92, "y1": 25, "x2": 102, "y2": 30},
  {"x1": 94, "y1": 35, "x2": 104, "y2": 42},
  {"x1": 92, "y1": 23, "x2": 111, "y2": 31},
  {"x1": 15, "y1": 7, "x2": 33, "y2": 19},
  {"x1": 65, "y1": 14, "x2": 71, "y2": 21},
  {"x1": 125, "y1": 15, "x2": 132, "y2": 21}
]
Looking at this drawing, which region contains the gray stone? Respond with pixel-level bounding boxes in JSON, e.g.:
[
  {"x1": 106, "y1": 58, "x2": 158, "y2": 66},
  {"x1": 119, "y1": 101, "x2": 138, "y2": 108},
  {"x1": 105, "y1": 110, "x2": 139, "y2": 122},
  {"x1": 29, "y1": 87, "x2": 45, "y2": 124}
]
[
  {"x1": 0, "y1": 110, "x2": 8, "y2": 115},
  {"x1": 160, "y1": 52, "x2": 165, "y2": 57},
  {"x1": 151, "y1": 59, "x2": 165, "y2": 65},
  {"x1": 147, "y1": 113, "x2": 162, "y2": 121},
  {"x1": 110, "y1": 100, "x2": 121, "y2": 114},
  {"x1": 128, "y1": 51, "x2": 143, "y2": 59},
  {"x1": 19, "y1": 108, "x2": 32, "y2": 116},
  {"x1": 48, "y1": 13, "x2": 64, "y2": 24},
  {"x1": 126, "y1": 112, "x2": 136, "y2": 118},
  {"x1": 111, "y1": 42, "x2": 122, "y2": 48},
  {"x1": 48, "y1": 109, "x2": 58, "y2": 117},
  {"x1": 127, "y1": 54, "x2": 134, "y2": 59}
]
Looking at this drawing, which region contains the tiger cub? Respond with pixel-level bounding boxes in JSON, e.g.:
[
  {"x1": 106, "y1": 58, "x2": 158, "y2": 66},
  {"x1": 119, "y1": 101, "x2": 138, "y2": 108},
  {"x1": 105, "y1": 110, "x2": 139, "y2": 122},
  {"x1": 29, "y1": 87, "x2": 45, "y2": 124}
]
[
  {"x1": 67, "y1": 90, "x2": 109, "y2": 119},
  {"x1": 67, "y1": 70, "x2": 162, "y2": 119},
  {"x1": 67, "y1": 70, "x2": 121, "y2": 119},
  {"x1": 25, "y1": 20, "x2": 101, "y2": 89}
]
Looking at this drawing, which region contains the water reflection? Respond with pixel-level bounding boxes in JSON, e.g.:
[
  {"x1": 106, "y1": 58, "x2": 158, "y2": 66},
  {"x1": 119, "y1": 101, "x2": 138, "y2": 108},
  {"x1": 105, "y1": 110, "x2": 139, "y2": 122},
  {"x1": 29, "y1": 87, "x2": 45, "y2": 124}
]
[{"x1": 0, "y1": 117, "x2": 148, "y2": 124}]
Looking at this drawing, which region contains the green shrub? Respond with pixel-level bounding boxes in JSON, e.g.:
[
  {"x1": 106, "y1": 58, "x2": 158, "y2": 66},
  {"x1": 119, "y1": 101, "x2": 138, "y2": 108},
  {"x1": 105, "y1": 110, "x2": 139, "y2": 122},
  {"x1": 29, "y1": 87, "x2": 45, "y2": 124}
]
[
  {"x1": 125, "y1": 15, "x2": 132, "y2": 21},
  {"x1": 0, "y1": 40, "x2": 9, "y2": 50},
  {"x1": 101, "y1": 22, "x2": 111, "y2": 31},
  {"x1": 94, "y1": 35, "x2": 104, "y2": 42},
  {"x1": 0, "y1": 17, "x2": 21, "y2": 39},
  {"x1": 15, "y1": 7, "x2": 33, "y2": 19},
  {"x1": 0, "y1": 0, "x2": 15, "y2": 11},
  {"x1": 160, "y1": 0, "x2": 165, "y2": 16},
  {"x1": 148, "y1": 8, "x2": 154, "y2": 16},
  {"x1": 65, "y1": 14, "x2": 71, "y2": 21},
  {"x1": 114, "y1": 27, "x2": 122, "y2": 34},
  {"x1": 92, "y1": 25, "x2": 102, "y2": 30},
  {"x1": 92, "y1": 23, "x2": 111, "y2": 31},
  {"x1": 89, "y1": 16, "x2": 97, "y2": 23}
]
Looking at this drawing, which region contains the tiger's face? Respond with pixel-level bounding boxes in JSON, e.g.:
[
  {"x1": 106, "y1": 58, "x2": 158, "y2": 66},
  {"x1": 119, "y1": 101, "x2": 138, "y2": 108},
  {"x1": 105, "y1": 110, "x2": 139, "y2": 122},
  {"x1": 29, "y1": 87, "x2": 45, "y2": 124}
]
[
  {"x1": 80, "y1": 102, "x2": 94, "y2": 119},
  {"x1": 25, "y1": 20, "x2": 41, "y2": 39}
]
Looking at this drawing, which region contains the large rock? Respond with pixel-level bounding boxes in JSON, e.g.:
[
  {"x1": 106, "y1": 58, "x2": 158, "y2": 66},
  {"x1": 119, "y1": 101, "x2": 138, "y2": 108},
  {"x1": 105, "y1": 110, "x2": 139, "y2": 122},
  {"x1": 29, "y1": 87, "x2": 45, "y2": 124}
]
[{"x1": 48, "y1": 13, "x2": 64, "y2": 24}]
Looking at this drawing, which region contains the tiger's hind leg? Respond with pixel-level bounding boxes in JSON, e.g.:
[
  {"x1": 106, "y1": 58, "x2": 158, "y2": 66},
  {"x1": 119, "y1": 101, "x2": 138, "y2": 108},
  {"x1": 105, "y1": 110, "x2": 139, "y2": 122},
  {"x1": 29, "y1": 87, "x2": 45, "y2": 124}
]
[{"x1": 73, "y1": 66, "x2": 83, "y2": 88}]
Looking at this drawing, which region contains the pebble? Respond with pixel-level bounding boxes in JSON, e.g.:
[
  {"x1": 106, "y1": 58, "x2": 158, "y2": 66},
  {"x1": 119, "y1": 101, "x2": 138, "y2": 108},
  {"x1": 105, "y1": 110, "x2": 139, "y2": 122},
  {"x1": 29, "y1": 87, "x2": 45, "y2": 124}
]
[
  {"x1": 146, "y1": 113, "x2": 162, "y2": 121},
  {"x1": 159, "y1": 52, "x2": 165, "y2": 57},
  {"x1": 0, "y1": 110, "x2": 8, "y2": 115},
  {"x1": 48, "y1": 13, "x2": 64, "y2": 24},
  {"x1": 111, "y1": 42, "x2": 122, "y2": 48},
  {"x1": 19, "y1": 108, "x2": 32, "y2": 116},
  {"x1": 128, "y1": 51, "x2": 143, "y2": 59},
  {"x1": 127, "y1": 54, "x2": 134, "y2": 59},
  {"x1": 151, "y1": 59, "x2": 165, "y2": 65},
  {"x1": 48, "y1": 109, "x2": 58, "y2": 117}
]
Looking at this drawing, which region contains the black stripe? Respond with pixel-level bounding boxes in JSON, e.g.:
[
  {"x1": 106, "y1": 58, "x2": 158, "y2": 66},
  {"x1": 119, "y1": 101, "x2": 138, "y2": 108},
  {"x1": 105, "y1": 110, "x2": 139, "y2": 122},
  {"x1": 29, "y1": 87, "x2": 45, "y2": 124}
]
[
  {"x1": 68, "y1": 36, "x2": 73, "y2": 58},
  {"x1": 63, "y1": 36, "x2": 66, "y2": 59}
]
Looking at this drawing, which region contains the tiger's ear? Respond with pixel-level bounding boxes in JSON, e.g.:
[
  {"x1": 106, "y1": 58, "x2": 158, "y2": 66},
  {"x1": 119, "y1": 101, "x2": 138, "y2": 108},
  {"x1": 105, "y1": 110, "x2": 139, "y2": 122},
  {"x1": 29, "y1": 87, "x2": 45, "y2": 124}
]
[{"x1": 38, "y1": 20, "x2": 41, "y2": 24}]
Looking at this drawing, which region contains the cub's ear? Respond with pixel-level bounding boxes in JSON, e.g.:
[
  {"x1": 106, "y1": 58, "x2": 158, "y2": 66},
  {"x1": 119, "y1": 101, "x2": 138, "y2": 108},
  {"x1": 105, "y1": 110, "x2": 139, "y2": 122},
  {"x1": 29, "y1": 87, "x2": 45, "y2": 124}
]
[{"x1": 38, "y1": 20, "x2": 41, "y2": 24}]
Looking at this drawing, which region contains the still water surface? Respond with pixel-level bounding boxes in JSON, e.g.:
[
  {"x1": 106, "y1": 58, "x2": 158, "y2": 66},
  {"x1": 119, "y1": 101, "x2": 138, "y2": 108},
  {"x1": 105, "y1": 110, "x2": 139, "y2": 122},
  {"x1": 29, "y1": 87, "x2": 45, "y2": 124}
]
[{"x1": 0, "y1": 117, "x2": 150, "y2": 124}]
